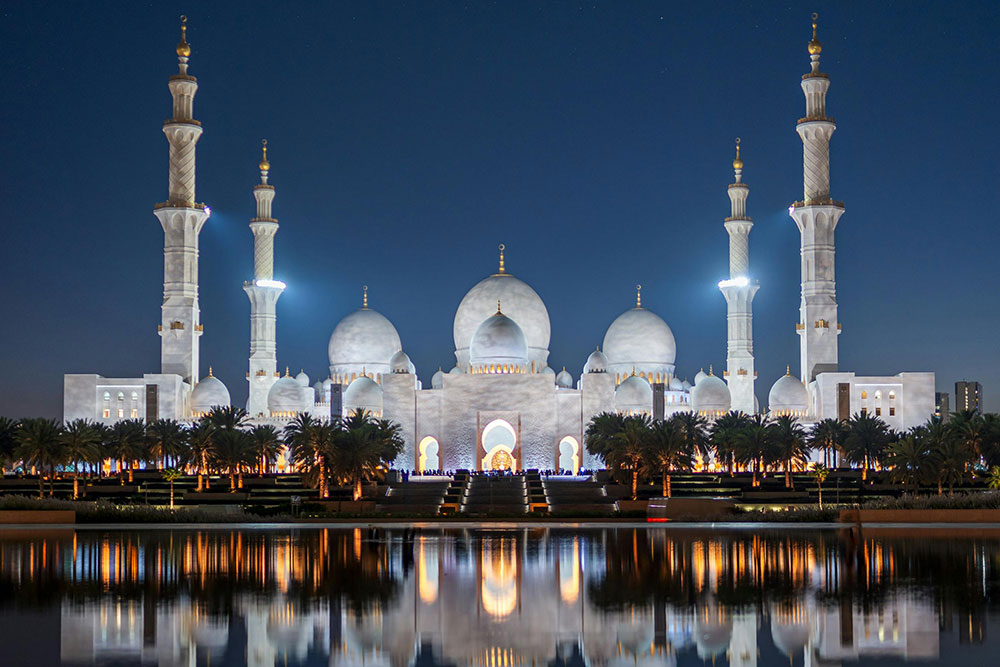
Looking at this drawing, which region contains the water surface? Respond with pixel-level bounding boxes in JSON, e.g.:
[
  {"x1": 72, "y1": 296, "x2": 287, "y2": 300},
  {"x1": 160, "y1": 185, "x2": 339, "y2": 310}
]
[{"x1": 0, "y1": 524, "x2": 997, "y2": 666}]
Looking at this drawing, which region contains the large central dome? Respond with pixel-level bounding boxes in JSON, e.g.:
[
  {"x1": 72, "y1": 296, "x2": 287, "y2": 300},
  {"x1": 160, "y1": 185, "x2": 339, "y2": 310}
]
[
  {"x1": 602, "y1": 304, "x2": 677, "y2": 382},
  {"x1": 328, "y1": 306, "x2": 402, "y2": 379},
  {"x1": 453, "y1": 251, "x2": 550, "y2": 368}
]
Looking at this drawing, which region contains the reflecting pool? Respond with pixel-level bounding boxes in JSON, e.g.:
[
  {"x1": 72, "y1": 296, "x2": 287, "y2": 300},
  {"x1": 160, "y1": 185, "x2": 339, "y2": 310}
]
[{"x1": 0, "y1": 525, "x2": 998, "y2": 666}]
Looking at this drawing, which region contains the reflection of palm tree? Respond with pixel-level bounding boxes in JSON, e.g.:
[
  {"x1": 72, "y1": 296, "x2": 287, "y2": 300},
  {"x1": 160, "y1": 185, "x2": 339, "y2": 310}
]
[{"x1": 14, "y1": 418, "x2": 63, "y2": 498}]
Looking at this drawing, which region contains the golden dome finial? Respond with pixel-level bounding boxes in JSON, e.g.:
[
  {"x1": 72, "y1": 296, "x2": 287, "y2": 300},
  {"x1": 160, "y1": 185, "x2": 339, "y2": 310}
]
[
  {"x1": 285, "y1": 366, "x2": 290, "y2": 377},
  {"x1": 808, "y1": 12, "x2": 822, "y2": 55},
  {"x1": 498, "y1": 243, "x2": 506, "y2": 274},
  {"x1": 259, "y1": 139, "x2": 270, "y2": 172},
  {"x1": 362, "y1": 285, "x2": 368, "y2": 309},
  {"x1": 176, "y1": 15, "x2": 191, "y2": 58},
  {"x1": 709, "y1": 364, "x2": 714, "y2": 376},
  {"x1": 208, "y1": 366, "x2": 213, "y2": 377},
  {"x1": 786, "y1": 364, "x2": 791, "y2": 376},
  {"x1": 733, "y1": 137, "x2": 743, "y2": 170},
  {"x1": 496, "y1": 299, "x2": 502, "y2": 315},
  {"x1": 635, "y1": 284, "x2": 642, "y2": 308}
]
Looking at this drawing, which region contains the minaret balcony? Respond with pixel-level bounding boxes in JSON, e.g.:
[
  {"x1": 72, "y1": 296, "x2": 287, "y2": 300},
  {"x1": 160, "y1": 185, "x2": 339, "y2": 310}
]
[
  {"x1": 790, "y1": 198, "x2": 845, "y2": 209},
  {"x1": 723, "y1": 215, "x2": 753, "y2": 222},
  {"x1": 796, "y1": 114, "x2": 834, "y2": 125},
  {"x1": 801, "y1": 71, "x2": 829, "y2": 81},
  {"x1": 163, "y1": 118, "x2": 202, "y2": 127}
]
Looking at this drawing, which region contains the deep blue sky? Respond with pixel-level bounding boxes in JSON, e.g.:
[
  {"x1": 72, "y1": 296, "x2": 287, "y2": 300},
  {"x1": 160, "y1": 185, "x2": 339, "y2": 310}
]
[{"x1": 2, "y1": 1, "x2": 998, "y2": 418}]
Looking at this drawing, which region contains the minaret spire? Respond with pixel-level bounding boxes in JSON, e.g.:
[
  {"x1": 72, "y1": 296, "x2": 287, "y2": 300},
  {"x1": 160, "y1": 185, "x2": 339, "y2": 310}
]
[
  {"x1": 790, "y1": 12, "x2": 844, "y2": 383},
  {"x1": 244, "y1": 140, "x2": 285, "y2": 417},
  {"x1": 154, "y1": 15, "x2": 208, "y2": 385},
  {"x1": 719, "y1": 138, "x2": 759, "y2": 414}
]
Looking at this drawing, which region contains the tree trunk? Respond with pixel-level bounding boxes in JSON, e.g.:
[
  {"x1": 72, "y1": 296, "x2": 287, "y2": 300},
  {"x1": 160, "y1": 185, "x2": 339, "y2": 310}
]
[
  {"x1": 196, "y1": 472, "x2": 203, "y2": 492},
  {"x1": 319, "y1": 456, "x2": 328, "y2": 499},
  {"x1": 631, "y1": 470, "x2": 638, "y2": 500},
  {"x1": 817, "y1": 483, "x2": 823, "y2": 509},
  {"x1": 666, "y1": 472, "x2": 672, "y2": 498},
  {"x1": 353, "y1": 477, "x2": 363, "y2": 501},
  {"x1": 37, "y1": 475, "x2": 44, "y2": 499},
  {"x1": 229, "y1": 469, "x2": 236, "y2": 492},
  {"x1": 49, "y1": 464, "x2": 56, "y2": 497},
  {"x1": 169, "y1": 480, "x2": 175, "y2": 508},
  {"x1": 785, "y1": 461, "x2": 792, "y2": 489},
  {"x1": 937, "y1": 480, "x2": 943, "y2": 495}
]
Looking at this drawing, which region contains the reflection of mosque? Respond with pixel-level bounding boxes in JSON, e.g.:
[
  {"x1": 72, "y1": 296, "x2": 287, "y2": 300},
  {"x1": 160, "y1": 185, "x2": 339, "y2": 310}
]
[{"x1": 0, "y1": 528, "x2": 991, "y2": 666}]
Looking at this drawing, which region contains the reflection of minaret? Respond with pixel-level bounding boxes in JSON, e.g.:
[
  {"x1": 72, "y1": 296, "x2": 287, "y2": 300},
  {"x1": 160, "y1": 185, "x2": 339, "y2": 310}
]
[
  {"x1": 728, "y1": 612, "x2": 758, "y2": 667},
  {"x1": 154, "y1": 16, "x2": 209, "y2": 385},
  {"x1": 790, "y1": 13, "x2": 845, "y2": 382},
  {"x1": 719, "y1": 138, "x2": 759, "y2": 414},
  {"x1": 244, "y1": 141, "x2": 285, "y2": 417}
]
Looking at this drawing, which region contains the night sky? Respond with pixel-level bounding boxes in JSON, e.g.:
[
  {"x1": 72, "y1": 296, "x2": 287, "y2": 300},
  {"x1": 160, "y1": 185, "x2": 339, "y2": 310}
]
[{"x1": 3, "y1": 1, "x2": 998, "y2": 418}]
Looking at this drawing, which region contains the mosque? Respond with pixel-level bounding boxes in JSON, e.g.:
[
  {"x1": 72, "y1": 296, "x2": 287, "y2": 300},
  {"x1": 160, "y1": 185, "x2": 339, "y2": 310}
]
[{"x1": 63, "y1": 15, "x2": 935, "y2": 472}]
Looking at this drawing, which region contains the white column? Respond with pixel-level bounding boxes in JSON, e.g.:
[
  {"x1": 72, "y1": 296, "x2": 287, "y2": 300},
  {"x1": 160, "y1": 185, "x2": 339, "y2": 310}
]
[
  {"x1": 155, "y1": 17, "x2": 207, "y2": 385},
  {"x1": 790, "y1": 14, "x2": 844, "y2": 382},
  {"x1": 244, "y1": 141, "x2": 284, "y2": 417},
  {"x1": 720, "y1": 138, "x2": 759, "y2": 414}
]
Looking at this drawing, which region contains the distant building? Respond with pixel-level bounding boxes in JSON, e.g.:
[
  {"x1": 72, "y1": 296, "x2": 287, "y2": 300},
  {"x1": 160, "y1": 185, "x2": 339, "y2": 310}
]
[
  {"x1": 935, "y1": 392, "x2": 950, "y2": 421},
  {"x1": 955, "y1": 381, "x2": 983, "y2": 415}
]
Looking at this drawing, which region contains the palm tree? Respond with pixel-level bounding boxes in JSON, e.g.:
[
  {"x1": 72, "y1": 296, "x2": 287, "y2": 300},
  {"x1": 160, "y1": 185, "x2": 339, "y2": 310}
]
[
  {"x1": 584, "y1": 412, "x2": 629, "y2": 464},
  {"x1": 984, "y1": 466, "x2": 1000, "y2": 490},
  {"x1": 606, "y1": 415, "x2": 653, "y2": 500},
  {"x1": 810, "y1": 418, "x2": 845, "y2": 469},
  {"x1": 809, "y1": 463, "x2": 830, "y2": 509},
  {"x1": 60, "y1": 419, "x2": 101, "y2": 498},
  {"x1": 934, "y1": 438, "x2": 973, "y2": 496},
  {"x1": 669, "y1": 412, "x2": 710, "y2": 468},
  {"x1": 205, "y1": 406, "x2": 250, "y2": 432},
  {"x1": 14, "y1": 418, "x2": 64, "y2": 497},
  {"x1": 735, "y1": 414, "x2": 771, "y2": 487},
  {"x1": 146, "y1": 419, "x2": 187, "y2": 469},
  {"x1": 105, "y1": 419, "x2": 146, "y2": 483},
  {"x1": 162, "y1": 468, "x2": 183, "y2": 507},
  {"x1": 248, "y1": 424, "x2": 282, "y2": 475},
  {"x1": 709, "y1": 411, "x2": 750, "y2": 475},
  {"x1": 186, "y1": 420, "x2": 214, "y2": 490},
  {"x1": 285, "y1": 414, "x2": 330, "y2": 497},
  {"x1": 328, "y1": 411, "x2": 404, "y2": 501},
  {"x1": 767, "y1": 415, "x2": 811, "y2": 489},
  {"x1": 211, "y1": 428, "x2": 250, "y2": 492},
  {"x1": 884, "y1": 432, "x2": 931, "y2": 492},
  {"x1": 643, "y1": 418, "x2": 694, "y2": 498},
  {"x1": 0, "y1": 417, "x2": 19, "y2": 475},
  {"x1": 842, "y1": 412, "x2": 891, "y2": 482}
]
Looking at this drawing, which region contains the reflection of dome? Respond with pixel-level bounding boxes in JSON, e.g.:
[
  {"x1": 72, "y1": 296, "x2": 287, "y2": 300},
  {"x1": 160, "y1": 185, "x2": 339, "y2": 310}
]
[
  {"x1": 770, "y1": 602, "x2": 811, "y2": 657},
  {"x1": 328, "y1": 308, "x2": 402, "y2": 375},
  {"x1": 768, "y1": 370, "x2": 809, "y2": 415},
  {"x1": 556, "y1": 367, "x2": 573, "y2": 388},
  {"x1": 344, "y1": 376, "x2": 384, "y2": 416},
  {"x1": 431, "y1": 367, "x2": 444, "y2": 389},
  {"x1": 190, "y1": 373, "x2": 230, "y2": 416},
  {"x1": 390, "y1": 350, "x2": 415, "y2": 374},
  {"x1": 584, "y1": 347, "x2": 608, "y2": 374},
  {"x1": 191, "y1": 616, "x2": 229, "y2": 649},
  {"x1": 469, "y1": 308, "x2": 528, "y2": 370},
  {"x1": 602, "y1": 307, "x2": 677, "y2": 379},
  {"x1": 691, "y1": 373, "x2": 731, "y2": 414},
  {"x1": 694, "y1": 613, "x2": 733, "y2": 659},
  {"x1": 454, "y1": 271, "x2": 550, "y2": 367},
  {"x1": 615, "y1": 374, "x2": 653, "y2": 414},
  {"x1": 268, "y1": 375, "x2": 305, "y2": 415}
]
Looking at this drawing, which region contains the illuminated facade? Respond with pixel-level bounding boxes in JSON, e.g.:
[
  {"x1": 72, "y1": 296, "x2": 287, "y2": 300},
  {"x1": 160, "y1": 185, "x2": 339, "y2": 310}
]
[{"x1": 62, "y1": 16, "x2": 936, "y2": 467}]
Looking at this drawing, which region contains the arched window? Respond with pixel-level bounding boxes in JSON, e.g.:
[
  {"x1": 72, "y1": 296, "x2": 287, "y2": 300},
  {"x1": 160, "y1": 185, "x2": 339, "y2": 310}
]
[
  {"x1": 861, "y1": 390, "x2": 868, "y2": 400},
  {"x1": 117, "y1": 392, "x2": 124, "y2": 401},
  {"x1": 103, "y1": 392, "x2": 111, "y2": 401},
  {"x1": 418, "y1": 437, "x2": 440, "y2": 473},
  {"x1": 481, "y1": 419, "x2": 517, "y2": 471},
  {"x1": 131, "y1": 391, "x2": 138, "y2": 401},
  {"x1": 558, "y1": 436, "x2": 580, "y2": 475},
  {"x1": 874, "y1": 390, "x2": 882, "y2": 401}
]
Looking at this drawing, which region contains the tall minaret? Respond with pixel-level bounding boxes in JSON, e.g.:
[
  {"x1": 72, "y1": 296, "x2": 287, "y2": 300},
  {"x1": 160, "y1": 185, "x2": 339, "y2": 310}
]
[
  {"x1": 154, "y1": 16, "x2": 209, "y2": 384},
  {"x1": 719, "y1": 138, "x2": 759, "y2": 415},
  {"x1": 790, "y1": 13, "x2": 844, "y2": 382},
  {"x1": 243, "y1": 141, "x2": 285, "y2": 417}
]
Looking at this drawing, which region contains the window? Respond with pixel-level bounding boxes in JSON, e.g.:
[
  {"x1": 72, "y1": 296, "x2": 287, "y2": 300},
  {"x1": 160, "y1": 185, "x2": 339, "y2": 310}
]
[
  {"x1": 117, "y1": 392, "x2": 124, "y2": 401},
  {"x1": 130, "y1": 409, "x2": 138, "y2": 418},
  {"x1": 131, "y1": 391, "x2": 138, "y2": 401},
  {"x1": 117, "y1": 408, "x2": 124, "y2": 418},
  {"x1": 874, "y1": 390, "x2": 882, "y2": 401},
  {"x1": 889, "y1": 407, "x2": 896, "y2": 416},
  {"x1": 888, "y1": 391, "x2": 896, "y2": 400},
  {"x1": 102, "y1": 408, "x2": 111, "y2": 419},
  {"x1": 861, "y1": 390, "x2": 868, "y2": 399},
  {"x1": 861, "y1": 407, "x2": 868, "y2": 415},
  {"x1": 875, "y1": 407, "x2": 882, "y2": 416},
  {"x1": 103, "y1": 392, "x2": 111, "y2": 401}
]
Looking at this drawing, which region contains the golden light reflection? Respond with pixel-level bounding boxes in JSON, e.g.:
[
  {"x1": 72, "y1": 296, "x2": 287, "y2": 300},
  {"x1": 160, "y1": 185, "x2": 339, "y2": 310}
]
[{"x1": 481, "y1": 539, "x2": 518, "y2": 618}]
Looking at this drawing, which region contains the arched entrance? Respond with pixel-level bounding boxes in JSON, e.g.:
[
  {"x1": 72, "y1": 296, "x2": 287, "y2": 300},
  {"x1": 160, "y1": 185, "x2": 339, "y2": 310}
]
[
  {"x1": 557, "y1": 436, "x2": 580, "y2": 475},
  {"x1": 481, "y1": 419, "x2": 517, "y2": 471},
  {"x1": 418, "y1": 436, "x2": 440, "y2": 473}
]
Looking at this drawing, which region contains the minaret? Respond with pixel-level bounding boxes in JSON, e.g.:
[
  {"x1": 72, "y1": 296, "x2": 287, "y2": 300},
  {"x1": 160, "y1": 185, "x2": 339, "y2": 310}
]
[
  {"x1": 789, "y1": 13, "x2": 844, "y2": 382},
  {"x1": 153, "y1": 16, "x2": 209, "y2": 384},
  {"x1": 243, "y1": 140, "x2": 285, "y2": 417},
  {"x1": 719, "y1": 138, "x2": 759, "y2": 414}
]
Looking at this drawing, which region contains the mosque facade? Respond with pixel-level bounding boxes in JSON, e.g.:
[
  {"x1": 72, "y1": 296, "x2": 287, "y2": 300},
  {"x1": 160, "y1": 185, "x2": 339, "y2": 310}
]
[{"x1": 63, "y1": 16, "x2": 935, "y2": 472}]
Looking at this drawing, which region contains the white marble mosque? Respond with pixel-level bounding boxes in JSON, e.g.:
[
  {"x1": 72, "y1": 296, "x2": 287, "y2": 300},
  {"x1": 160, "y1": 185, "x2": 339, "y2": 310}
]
[{"x1": 63, "y1": 16, "x2": 935, "y2": 472}]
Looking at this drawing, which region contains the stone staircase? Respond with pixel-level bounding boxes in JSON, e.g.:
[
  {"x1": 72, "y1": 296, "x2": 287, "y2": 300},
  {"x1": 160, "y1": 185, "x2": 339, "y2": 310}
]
[
  {"x1": 542, "y1": 476, "x2": 616, "y2": 516},
  {"x1": 462, "y1": 474, "x2": 528, "y2": 515},
  {"x1": 377, "y1": 478, "x2": 452, "y2": 516}
]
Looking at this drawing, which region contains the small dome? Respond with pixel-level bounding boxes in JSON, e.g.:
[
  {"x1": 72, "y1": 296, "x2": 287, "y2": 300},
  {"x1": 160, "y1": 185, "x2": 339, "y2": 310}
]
[
  {"x1": 469, "y1": 307, "x2": 528, "y2": 369},
  {"x1": 190, "y1": 373, "x2": 230, "y2": 416},
  {"x1": 268, "y1": 376, "x2": 305, "y2": 415},
  {"x1": 584, "y1": 347, "x2": 608, "y2": 374},
  {"x1": 769, "y1": 370, "x2": 809, "y2": 415},
  {"x1": 448, "y1": 365, "x2": 463, "y2": 374},
  {"x1": 602, "y1": 306, "x2": 677, "y2": 378},
  {"x1": 390, "y1": 350, "x2": 414, "y2": 374},
  {"x1": 295, "y1": 370, "x2": 310, "y2": 387},
  {"x1": 691, "y1": 374, "x2": 731, "y2": 414},
  {"x1": 694, "y1": 368, "x2": 708, "y2": 385},
  {"x1": 322, "y1": 377, "x2": 333, "y2": 390},
  {"x1": 343, "y1": 376, "x2": 383, "y2": 416},
  {"x1": 541, "y1": 366, "x2": 556, "y2": 376},
  {"x1": 668, "y1": 376, "x2": 684, "y2": 391},
  {"x1": 328, "y1": 307, "x2": 402, "y2": 373},
  {"x1": 431, "y1": 368, "x2": 445, "y2": 389},
  {"x1": 682, "y1": 379, "x2": 692, "y2": 390},
  {"x1": 615, "y1": 375, "x2": 653, "y2": 414},
  {"x1": 556, "y1": 367, "x2": 573, "y2": 388}
]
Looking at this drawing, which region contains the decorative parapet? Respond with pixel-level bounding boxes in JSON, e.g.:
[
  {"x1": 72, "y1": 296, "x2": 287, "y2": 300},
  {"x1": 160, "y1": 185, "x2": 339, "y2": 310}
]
[
  {"x1": 154, "y1": 200, "x2": 209, "y2": 210},
  {"x1": 801, "y1": 72, "x2": 829, "y2": 80},
  {"x1": 163, "y1": 117, "x2": 202, "y2": 126},
  {"x1": 723, "y1": 216, "x2": 753, "y2": 223},
  {"x1": 795, "y1": 323, "x2": 805, "y2": 331},
  {"x1": 790, "y1": 198, "x2": 845, "y2": 209}
]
